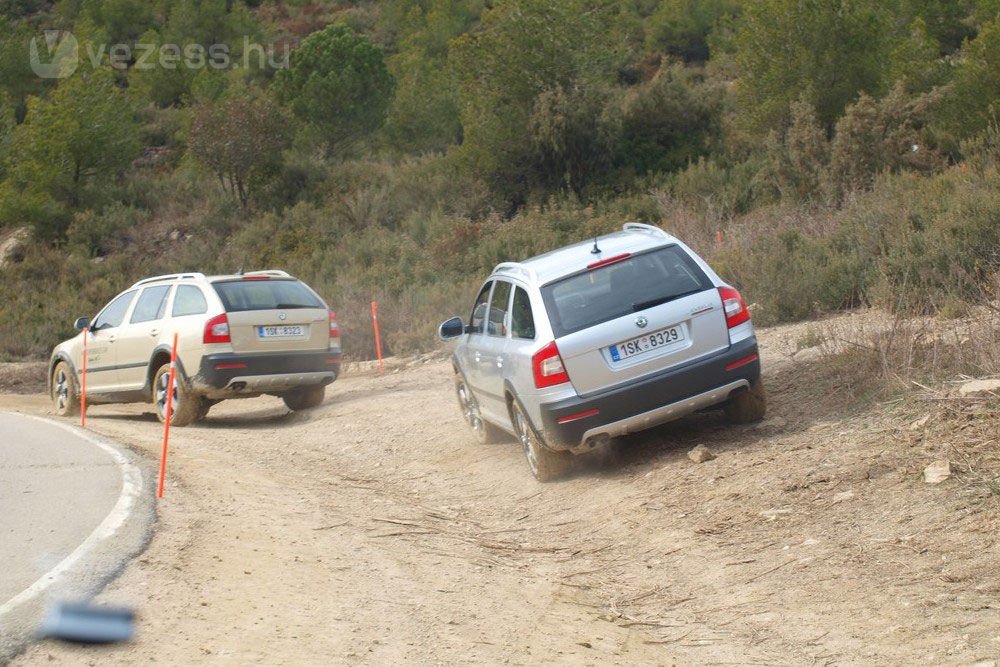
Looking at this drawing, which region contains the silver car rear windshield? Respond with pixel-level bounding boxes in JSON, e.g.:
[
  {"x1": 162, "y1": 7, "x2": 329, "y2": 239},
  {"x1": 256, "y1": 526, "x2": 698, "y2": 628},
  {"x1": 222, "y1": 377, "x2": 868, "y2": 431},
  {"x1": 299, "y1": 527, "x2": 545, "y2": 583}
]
[
  {"x1": 540, "y1": 245, "x2": 713, "y2": 338},
  {"x1": 213, "y1": 279, "x2": 323, "y2": 312}
]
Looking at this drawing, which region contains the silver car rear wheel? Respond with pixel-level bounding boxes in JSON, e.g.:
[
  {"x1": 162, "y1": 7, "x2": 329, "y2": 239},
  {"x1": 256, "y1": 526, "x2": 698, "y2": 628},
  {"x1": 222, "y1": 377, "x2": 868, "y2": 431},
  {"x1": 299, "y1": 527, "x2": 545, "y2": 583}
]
[{"x1": 510, "y1": 401, "x2": 570, "y2": 482}]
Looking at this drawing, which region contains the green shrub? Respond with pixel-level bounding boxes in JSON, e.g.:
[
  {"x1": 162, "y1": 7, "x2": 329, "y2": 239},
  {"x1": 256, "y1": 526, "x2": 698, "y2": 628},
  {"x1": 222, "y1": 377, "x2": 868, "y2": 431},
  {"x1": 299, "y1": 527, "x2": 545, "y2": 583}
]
[
  {"x1": 66, "y1": 203, "x2": 148, "y2": 257},
  {"x1": 273, "y1": 24, "x2": 394, "y2": 150},
  {"x1": 644, "y1": 0, "x2": 741, "y2": 62},
  {"x1": 615, "y1": 64, "x2": 725, "y2": 176},
  {"x1": 864, "y1": 168, "x2": 1000, "y2": 312},
  {"x1": 828, "y1": 85, "x2": 945, "y2": 198},
  {"x1": 714, "y1": 223, "x2": 868, "y2": 325}
]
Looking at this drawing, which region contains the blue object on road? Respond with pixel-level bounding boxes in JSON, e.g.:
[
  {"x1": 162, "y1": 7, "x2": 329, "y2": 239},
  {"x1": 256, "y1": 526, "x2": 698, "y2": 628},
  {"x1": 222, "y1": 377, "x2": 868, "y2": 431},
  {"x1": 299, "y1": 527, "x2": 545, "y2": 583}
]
[{"x1": 38, "y1": 602, "x2": 135, "y2": 644}]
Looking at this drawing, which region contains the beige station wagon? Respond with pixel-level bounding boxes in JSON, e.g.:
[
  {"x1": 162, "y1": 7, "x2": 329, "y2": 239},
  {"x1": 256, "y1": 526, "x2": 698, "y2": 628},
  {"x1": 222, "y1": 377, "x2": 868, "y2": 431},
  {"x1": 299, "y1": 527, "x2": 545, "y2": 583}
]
[{"x1": 49, "y1": 270, "x2": 341, "y2": 425}]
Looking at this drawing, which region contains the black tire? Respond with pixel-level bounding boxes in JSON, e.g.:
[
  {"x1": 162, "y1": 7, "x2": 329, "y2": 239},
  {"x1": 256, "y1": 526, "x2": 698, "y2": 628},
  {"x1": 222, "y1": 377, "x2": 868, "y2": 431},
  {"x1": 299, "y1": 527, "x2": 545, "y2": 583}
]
[
  {"x1": 196, "y1": 400, "x2": 213, "y2": 421},
  {"x1": 51, "y1": 361, "x2": 80, "y2": 417},
  {"x1": 454, "y1": 375, "x2": 504, "y2": 444},
  {"x1": 282, "y1": 385, "x2": 326, "y2": 411},
  {"x1": 153, "y1": 363, "x2": 201, "y2": 427},
  {"x1": 511, "y1": 400, "x2": 571, "y2": 482},
  {"x1": 725, "y1": 378, "x2": 767, "y2": 424}
]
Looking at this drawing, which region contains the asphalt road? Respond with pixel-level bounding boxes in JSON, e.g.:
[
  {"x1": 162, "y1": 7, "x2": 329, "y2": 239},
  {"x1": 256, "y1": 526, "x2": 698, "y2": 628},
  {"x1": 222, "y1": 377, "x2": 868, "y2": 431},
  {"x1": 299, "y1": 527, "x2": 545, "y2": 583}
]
[{"x1": 0, "y1": 412, "x2": 153, "y2": 661}]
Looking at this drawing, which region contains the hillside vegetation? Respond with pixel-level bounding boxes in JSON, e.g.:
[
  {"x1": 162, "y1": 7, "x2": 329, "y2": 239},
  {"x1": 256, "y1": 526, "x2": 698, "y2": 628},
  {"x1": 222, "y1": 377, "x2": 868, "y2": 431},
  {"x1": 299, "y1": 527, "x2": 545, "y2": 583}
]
[{"x1": 0, "y1": 0, "x2": 998, "y2": 366}]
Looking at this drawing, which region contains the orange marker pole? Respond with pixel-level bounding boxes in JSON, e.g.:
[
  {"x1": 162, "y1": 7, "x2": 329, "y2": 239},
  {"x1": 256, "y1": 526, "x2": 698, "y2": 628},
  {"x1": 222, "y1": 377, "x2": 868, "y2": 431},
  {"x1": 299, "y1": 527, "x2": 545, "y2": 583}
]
[
  {"x1": 371, "y1": 301, "x2": 384, "y2": 374},
  {"x1": 157, "y1": 332, "x2": 179, "y2": 499},
  {"x1": 80, "y1": 327, "x2": 88, "y2": 428}
]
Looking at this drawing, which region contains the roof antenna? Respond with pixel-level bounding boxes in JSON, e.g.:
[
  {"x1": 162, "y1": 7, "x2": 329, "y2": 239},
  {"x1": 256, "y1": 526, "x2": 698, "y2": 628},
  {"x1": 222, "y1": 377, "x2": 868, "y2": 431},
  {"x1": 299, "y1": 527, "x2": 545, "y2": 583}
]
[
  {"x1": 590, "y1": 237, "x2": 601, "y2": 254},
  {"x1": 236, "y1": 266, "x2": 244, "y2": 276}
]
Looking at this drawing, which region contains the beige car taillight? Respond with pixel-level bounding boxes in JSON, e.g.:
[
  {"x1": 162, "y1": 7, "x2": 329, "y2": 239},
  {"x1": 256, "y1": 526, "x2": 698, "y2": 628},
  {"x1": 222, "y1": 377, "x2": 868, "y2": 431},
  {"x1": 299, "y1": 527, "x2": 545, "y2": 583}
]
[{"x1": 328, "y1": 309, "x2": 341, "y2": 349}]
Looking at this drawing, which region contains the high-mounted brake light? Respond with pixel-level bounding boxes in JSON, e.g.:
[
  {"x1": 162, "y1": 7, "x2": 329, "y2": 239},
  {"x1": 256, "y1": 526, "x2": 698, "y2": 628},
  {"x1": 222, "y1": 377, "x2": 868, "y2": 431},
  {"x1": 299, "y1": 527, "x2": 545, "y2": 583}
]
[
  {"x1": 587, "y1": 253, "x2": 631, "y2": 270},
  {"x1": 328, "y1": 309, "x2": 341, "y2": 345},
  {"x1": 718, "y1": 286, "x2": 750, "y2": 328},
  {"x1": 203, "y1": 313, "x2": 231, "y2": 344},
  {"x1": 242, "y1": 275, "x2": 270, "y2": 281},
  {"x1": 532, "y1": 341, "x2": 570, "y2": 389}
]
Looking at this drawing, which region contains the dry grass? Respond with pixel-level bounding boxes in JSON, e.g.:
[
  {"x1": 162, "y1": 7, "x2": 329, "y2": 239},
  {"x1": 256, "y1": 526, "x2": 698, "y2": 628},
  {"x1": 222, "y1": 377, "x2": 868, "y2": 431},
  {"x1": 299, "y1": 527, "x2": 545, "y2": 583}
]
[
  {"x1": 814, "y1": 305, "x2": 1000, "y2": 398},
  {"x1": 791, "y1": 305, "x2": 1000, "y2": 498},
  {"x1": 911, "y1": 381, "x2": 1000, "y2": 500}
]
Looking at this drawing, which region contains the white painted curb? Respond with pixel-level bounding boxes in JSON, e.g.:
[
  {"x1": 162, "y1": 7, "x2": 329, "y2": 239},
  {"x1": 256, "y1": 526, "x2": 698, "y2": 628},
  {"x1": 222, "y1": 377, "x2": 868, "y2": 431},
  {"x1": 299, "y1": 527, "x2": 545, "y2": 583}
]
[{"x1": 0, "y1": 415, "x2": 145, "y2": 618}]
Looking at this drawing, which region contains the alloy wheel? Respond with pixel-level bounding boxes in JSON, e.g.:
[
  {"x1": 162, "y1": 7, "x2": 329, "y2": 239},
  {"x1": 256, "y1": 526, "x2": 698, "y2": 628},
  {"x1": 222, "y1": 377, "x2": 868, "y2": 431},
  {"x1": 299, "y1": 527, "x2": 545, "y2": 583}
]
[
  {"x1": 457, "y1": 381, "x2": 483, "y2": 434},
  {"x1": 156, "y1": 371, "x2": 178, "y2": 420},
  {"x1": 54, "y1": 368, "x2": 69, "y2": 412},
  {"x1": 514, "y1": 408, "x2": 538, "y2": 477}
]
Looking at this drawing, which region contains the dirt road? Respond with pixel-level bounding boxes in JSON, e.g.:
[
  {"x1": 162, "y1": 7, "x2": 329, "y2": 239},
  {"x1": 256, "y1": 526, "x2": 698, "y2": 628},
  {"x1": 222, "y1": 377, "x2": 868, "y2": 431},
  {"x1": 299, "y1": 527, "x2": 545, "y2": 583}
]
[{"x1": 5, "y1": 318, "x2": 999, "y2": 664}]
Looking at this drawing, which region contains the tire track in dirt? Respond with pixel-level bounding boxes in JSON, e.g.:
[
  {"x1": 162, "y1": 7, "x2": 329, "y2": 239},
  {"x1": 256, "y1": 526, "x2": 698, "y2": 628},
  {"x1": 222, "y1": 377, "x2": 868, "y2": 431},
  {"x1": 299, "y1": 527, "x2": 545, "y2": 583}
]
[{"x1": 6, "y1": 312, "x2": 1000, "y2": 664}]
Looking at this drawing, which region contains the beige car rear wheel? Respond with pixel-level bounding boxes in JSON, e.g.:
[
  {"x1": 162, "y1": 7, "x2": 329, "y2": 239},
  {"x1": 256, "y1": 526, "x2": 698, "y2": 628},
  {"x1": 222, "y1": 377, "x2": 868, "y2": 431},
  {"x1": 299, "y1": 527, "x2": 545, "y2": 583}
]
[
  {"x1": 153, "y1": 363, "x2": 202, "y2": 427},
  {"x1": 282, "y1": 385, "x2": 326, "y2": 411}
]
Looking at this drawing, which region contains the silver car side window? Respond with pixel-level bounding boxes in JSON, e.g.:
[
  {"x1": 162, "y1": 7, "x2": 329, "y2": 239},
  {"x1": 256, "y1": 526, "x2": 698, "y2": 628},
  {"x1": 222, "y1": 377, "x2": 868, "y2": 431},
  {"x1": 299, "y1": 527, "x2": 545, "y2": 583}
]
[
  {"x1": 510, "y1": 287, "x2": 536, "y2": 340},
  {"x1": 469, "y1": 281, "x2": 493, "y2": 335},
  {"x1": 487, "y1": 280, "x2": 512, "y2": 337}
]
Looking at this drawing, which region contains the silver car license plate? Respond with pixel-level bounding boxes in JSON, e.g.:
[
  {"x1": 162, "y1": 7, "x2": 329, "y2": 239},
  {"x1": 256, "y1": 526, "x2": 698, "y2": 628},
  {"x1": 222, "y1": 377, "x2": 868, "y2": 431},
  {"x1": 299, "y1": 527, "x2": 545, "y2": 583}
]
[{"x1": 609, "y1": 325, "x2": 685, "y2": 362}]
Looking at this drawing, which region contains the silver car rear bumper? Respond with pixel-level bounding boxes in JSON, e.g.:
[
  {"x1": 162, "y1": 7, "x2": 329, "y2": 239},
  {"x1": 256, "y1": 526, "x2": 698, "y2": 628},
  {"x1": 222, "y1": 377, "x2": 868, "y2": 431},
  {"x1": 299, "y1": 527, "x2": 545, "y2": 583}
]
[{"x1": 572, "y1": 379, "x2": 749, "y2": 453}]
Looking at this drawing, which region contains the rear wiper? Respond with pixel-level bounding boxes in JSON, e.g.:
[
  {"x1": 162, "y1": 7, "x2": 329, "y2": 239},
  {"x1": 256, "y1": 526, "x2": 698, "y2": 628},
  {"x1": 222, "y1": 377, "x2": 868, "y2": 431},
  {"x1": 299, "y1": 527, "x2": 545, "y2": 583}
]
[{"x1": 632, "y1": 289, "x2": 700, "y2": 312}]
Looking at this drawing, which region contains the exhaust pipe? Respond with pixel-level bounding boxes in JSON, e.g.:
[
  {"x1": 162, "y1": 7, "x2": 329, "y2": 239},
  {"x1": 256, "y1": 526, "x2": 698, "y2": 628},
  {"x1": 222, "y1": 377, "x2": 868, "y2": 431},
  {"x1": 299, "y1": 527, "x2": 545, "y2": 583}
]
[{"x1": 571, "y1": 433, "x2": 610, "y2": 455}]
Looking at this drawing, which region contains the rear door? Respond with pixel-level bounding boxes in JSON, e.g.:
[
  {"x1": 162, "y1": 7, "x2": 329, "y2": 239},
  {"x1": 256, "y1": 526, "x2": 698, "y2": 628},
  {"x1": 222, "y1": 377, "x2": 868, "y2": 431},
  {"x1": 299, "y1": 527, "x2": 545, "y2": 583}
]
[
  {"x1": 212, "y1": 278, "x2": 329, "y2": 354},
  {"x1": 540, "y1": 245, "x2": 730, "y2": 396},
  {"x1": 501, "y1": 282, "x2": 538, "y2": 405},
  {"x1": 115, "y1": 284, "x2": 172, "y2": 389}
]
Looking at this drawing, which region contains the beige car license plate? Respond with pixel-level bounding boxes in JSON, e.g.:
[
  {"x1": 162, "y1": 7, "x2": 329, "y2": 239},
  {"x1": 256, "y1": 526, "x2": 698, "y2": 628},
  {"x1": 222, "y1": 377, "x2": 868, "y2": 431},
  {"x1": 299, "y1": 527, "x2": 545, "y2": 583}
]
[{"x1": 257, "y1": 325, "x2": 306, "y2": 338}]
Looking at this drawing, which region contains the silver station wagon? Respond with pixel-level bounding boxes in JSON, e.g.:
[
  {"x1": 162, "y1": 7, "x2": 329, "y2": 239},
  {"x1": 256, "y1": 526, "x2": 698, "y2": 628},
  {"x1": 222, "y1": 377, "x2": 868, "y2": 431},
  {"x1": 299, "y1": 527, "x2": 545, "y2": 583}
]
[{"x1": 439, "y1": 223, "x2": 765, "y2": 481}]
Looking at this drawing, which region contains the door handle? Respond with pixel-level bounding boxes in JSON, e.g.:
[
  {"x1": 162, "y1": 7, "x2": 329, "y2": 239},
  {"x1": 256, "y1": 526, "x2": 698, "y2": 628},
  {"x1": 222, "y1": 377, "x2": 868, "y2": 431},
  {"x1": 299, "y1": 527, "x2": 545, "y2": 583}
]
[
  {"x1": 474, "y1": 351, "x2": 481, "y2": 363},
  {"x1": 108, "y1": 335, "x2": 117, "y2": 343},
  {"x1": 495, "y1": 356, "x2": 503, "y2": 368},
  {"x1": 149, "y1": 329, "x2": 161, "y2": 337}
]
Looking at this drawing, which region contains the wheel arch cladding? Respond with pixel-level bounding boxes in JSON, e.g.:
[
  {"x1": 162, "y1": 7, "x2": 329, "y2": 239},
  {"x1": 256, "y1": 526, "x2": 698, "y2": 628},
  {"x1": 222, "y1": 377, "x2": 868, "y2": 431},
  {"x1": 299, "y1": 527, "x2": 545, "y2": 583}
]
[{"x1": 148, "y1": 346, "x2": 189, "y2": 391}]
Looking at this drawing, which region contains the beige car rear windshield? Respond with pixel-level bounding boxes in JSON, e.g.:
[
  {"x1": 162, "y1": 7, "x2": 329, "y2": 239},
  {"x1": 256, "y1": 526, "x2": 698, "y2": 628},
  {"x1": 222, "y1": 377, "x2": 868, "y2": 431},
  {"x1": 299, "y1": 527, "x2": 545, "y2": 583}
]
[{"x1": 213, "y1": 279, "x2": 323, "y2": 312}]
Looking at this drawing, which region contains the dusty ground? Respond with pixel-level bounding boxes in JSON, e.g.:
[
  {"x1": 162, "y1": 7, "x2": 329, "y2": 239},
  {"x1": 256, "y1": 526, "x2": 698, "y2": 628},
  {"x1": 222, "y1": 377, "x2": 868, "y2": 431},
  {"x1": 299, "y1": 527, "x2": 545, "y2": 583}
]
[
  {"x1": 0, "y1": 362, "x2": 46, "y2": 394},
  {"x1": 4, "y1": 313, "x2": 999, "y2": 665}
]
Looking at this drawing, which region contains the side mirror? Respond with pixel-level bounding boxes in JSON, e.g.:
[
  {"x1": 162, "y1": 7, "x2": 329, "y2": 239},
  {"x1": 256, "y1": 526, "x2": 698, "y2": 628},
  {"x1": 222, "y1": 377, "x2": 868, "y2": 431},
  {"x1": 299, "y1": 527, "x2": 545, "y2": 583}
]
[
  {"x1": 74, "y1": 317, "x2": 90, "y2": 332},
  {"x1": 438, "y1": 316, "x2": 465, "y2": 341}
]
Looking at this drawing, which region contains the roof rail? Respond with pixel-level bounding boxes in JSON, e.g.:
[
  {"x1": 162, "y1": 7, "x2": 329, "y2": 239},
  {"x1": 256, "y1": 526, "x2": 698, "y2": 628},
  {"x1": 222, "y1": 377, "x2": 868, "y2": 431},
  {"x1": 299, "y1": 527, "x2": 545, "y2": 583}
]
[
  {"x1": 131, "y1": 272, "x2": 206, "y2": 288},
  {"x1": 622, "y1": 222, "x2": 671, "y2": 238},
  {"x1": 242, "y1": 269, "x2": 292, "y2": 278},
  {"x1": 493, "y1": 262, "x2": 537, "y2": 282}
]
